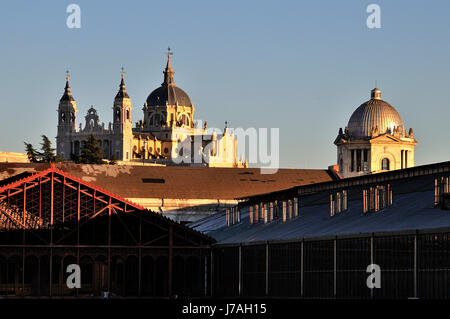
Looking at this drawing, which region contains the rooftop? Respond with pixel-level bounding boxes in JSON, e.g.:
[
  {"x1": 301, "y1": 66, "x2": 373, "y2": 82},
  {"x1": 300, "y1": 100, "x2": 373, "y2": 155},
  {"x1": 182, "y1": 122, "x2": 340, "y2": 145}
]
[
  {"x1": 191, "y1": 161, "x2": 450, "y2": 245},
  {"x1": 0, "y1": 163, "x2": 334, "y2": 200}
]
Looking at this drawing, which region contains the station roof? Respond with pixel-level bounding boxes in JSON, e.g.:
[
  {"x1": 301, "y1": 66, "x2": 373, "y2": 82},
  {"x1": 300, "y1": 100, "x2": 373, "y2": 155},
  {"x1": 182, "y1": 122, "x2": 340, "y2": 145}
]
[
  {"x1": 191, "y1": 163, "x2": 450, "y2": 245},
  {"x1": 0, "y1": 163, "x2": 334, "y2": 200},
  {"x1": 192, "y1": 190, "x2": 450, "y2": 245}
]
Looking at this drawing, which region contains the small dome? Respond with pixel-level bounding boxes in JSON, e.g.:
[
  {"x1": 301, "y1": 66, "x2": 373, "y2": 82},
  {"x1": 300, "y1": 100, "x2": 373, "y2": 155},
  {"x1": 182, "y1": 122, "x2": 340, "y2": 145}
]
[{"x1": 347, "y1": 88, "x2": 404, "y2": 138}]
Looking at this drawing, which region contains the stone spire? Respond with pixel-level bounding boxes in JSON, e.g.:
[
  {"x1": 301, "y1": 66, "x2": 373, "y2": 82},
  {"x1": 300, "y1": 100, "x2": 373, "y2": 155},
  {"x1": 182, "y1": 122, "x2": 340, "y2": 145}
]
[
  {"x1": 115, "y1": 70, "x2": 130, "y2": 99},
  {"x1": 60, "y1": 71, "x2": 75, "y2": 102},
  {"x1": 162, "y1": 50, "x2": 175, "y2": 86}
]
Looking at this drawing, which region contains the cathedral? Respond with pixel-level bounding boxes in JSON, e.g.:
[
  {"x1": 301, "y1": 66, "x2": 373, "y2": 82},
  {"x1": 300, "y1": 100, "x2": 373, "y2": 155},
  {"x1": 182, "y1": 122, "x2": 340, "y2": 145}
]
[
  {"x1": 56, "y1": 53, "x2": 247, "y2": 168},
  {"x1": 334, "y1": 88, "x2": 417, "y2": 178}
]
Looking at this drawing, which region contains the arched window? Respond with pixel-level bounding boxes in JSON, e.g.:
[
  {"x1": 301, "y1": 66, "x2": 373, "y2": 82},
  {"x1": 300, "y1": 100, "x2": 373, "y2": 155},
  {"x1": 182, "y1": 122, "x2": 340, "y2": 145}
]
[
  {"x1": 179, "y1": 114, "x2": 189, "y2": 126},
  {"x1": 154, "y1": 114, "x2": 161, "y2": 126},
  {"x1": 381, "y1": 158, "x2": 390, "y2": 170}
]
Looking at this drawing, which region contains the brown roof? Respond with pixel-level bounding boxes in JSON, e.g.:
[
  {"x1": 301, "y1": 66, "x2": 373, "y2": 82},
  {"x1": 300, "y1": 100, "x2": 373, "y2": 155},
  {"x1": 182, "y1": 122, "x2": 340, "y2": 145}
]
[{"x1": 0, "y1": 163, "x2": 334, "y2": 200}]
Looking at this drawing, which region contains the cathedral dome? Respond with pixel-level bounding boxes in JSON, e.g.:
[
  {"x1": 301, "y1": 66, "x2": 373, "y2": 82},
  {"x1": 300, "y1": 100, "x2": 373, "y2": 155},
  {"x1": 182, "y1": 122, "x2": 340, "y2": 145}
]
[
  {"x1": 146, "y1": 54, "x2": 192, "y2": 107},
  {"x1": 347, "y1": 88, "x2": 404, "y2": 138},
  {"x1": 146, "y1": 85, "x2": 192, "y2": 107}
]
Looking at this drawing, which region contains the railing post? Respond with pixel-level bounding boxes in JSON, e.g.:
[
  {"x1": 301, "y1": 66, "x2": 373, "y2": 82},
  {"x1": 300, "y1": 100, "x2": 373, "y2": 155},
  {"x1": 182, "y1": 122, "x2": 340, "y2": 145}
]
[
  {"x1": 210, "y1": 249, "x2": 214, "y2": 297},
  {"x1": 168, "y1": 225, "x2": 173, "y2": 297},
  {"x1": 334, "y1": 238, "x2": 337, "y2": 298},
  {"x1": 414, "y1": 233, "x2": 418, "y2": 298},
  {"x1": 370, "y1": 233, "x2": 374, "y2": 299},
  {"x1": 300, "y1": 239, "x2": 304, "y2": 298},
  {"x1": 238, "y1": 245, "x2": 242, "y2": 297},
  {"x1": 265, "y1": 242, "x2": 269, "y2": 297}
]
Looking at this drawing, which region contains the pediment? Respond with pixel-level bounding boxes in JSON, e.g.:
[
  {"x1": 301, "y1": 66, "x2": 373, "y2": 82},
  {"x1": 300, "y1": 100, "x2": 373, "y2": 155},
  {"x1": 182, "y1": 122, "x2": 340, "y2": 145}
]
[{"x1": 370, "y1": 134, "x2": 402, "y2": 143}]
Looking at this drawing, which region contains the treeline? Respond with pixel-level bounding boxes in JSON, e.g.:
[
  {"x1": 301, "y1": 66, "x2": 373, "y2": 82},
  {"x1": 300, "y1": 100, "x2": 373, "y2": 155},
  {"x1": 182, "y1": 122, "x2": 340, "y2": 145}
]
[{"x1": 25, "y1": 134, "x2": 116, "y2": 165}]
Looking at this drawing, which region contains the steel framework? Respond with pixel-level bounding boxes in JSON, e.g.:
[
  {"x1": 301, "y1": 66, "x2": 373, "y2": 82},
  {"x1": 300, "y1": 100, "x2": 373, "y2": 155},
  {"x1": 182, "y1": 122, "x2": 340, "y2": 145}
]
[{"x1": 0, "y1": 164, "x2": 213, "y2": 297}]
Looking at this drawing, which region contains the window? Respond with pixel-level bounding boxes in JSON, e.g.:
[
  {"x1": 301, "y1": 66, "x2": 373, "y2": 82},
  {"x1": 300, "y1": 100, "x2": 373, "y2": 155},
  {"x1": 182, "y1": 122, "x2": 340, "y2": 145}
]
[
  {"x1": 401, "y1": 150, "x2": 404, "y2": 169},
  {"x1": 356, "y1": 149, "x2": 362, "y2": 172},
  {"x1": 331, "y1": 190, "x2": 348, "y2": 216},
  {"x1": 350, "y1": 150, "x2": 355, "y2": 172},
  {"x1": 126, "y1": 110, "x2": 130, "y2": 120},
  {"x1": 363, "y1": 184, "x2": 392, "y2": 214},
  {"x1": 269, "y1": 202, "x2": 274, "y2": 221},
  {"x1": 363, "y1": 149, "x2": 368, "y2": 171},
  {"x1": 405, "y1": 151, "x2": 408, "y2": 168},
  {"x1": 434, "y1": 177, "x2": 450, "y2": 207},
  {"x1": 381, "y1": 158, "x2": 390, "y2": 170},
  {"x1": 115, "y1": 109, "x2": 120, "y2": 121}
]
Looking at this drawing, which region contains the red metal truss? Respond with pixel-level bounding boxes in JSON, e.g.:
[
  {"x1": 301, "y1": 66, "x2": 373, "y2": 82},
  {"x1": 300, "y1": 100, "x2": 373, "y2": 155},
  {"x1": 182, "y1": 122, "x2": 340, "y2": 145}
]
[
  {"x1": 0, "y1": 164, "x2": 214, "y2": 244},
  {"x1": 0, "y1": 165, "x2": 214, "y2": 298}
]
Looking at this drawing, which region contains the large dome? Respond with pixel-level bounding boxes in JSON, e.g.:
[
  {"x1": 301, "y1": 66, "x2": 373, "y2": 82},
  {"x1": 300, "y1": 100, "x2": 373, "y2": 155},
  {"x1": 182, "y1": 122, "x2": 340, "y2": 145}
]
[
  {"x1": 146, "y1": 54, "x2": 192, "y2": 107},
  {"x1": 347, "y1": 88, "x2": 404, "y2": 138}
]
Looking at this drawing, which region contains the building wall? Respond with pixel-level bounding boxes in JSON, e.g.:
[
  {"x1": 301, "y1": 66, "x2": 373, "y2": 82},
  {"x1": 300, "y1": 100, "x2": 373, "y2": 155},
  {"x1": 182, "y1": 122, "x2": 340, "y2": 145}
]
[
  {"x1": 0, "y1": 151, "x2": 29, "y2": 163},
  {"x1": 128, "y1": 197, "x2": 238, "y2": 223},
  {"x1": 338, "y1": 138, "x2": 416, "y2": 178}
]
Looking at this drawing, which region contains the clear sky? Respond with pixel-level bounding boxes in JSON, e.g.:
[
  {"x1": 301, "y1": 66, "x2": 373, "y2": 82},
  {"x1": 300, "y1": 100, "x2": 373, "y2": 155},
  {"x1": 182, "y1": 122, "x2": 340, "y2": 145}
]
[{"x1": 1, "y1": 0, "x2": 450, "y2": 169}]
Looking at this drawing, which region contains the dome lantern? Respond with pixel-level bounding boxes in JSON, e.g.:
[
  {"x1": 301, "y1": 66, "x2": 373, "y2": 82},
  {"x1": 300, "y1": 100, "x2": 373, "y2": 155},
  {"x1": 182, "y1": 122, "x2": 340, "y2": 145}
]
[{"x1": 371, "y1": 87, "x2": 381, "y2": 100}]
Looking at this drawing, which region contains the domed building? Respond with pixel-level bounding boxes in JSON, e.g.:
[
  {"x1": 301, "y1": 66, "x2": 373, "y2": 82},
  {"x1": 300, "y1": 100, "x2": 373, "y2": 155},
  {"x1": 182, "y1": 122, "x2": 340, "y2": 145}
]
[
  {"x1": 56, "y1": 52, "x2": 246, "y2": 168},
  {"x1": 334, "y1": 88, "x2": 417, "y2": 178}
]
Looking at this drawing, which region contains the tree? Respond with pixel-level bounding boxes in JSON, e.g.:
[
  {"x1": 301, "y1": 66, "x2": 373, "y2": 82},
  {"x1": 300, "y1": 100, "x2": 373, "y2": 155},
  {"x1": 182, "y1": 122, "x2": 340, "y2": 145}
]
[
  {"x1": 24, "y1": 142, "x2": 39, "y2": 163},
  {"x1": 79, "y1": 134, "x2": 104, "y2": 164},
  {"x1": 24, "y1": 136, "x2": 64, "y2": 163},
  {"x1": 39, "y1": 135, "x2": 57, "y2": 162}
]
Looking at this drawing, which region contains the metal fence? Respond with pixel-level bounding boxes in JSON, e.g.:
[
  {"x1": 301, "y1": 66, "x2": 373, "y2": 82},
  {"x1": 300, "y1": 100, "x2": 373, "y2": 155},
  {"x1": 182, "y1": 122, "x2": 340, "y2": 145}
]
[{"x1": 212, "y1": 229, "x2": 450, "y2": 299}]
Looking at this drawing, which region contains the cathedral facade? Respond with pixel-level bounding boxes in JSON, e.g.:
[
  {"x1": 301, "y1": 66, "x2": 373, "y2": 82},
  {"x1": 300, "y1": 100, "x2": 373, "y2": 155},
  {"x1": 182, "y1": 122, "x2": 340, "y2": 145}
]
[
  {"x1": 56, "y1": 54, "x2": 247, "y2": 168},
  {"x1": 334, "y1": 88, "x2": 417, "y2": 178}
]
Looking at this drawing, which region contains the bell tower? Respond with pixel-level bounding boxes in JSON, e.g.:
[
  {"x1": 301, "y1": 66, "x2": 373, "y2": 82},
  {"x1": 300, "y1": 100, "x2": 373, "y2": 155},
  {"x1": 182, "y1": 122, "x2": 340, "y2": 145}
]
[
  {"x1": 112, "y1": 70, "x2": 133, "y2": 161},
  {"x1": 56, "y1": 71, "x2": 77, "y2": 159}
]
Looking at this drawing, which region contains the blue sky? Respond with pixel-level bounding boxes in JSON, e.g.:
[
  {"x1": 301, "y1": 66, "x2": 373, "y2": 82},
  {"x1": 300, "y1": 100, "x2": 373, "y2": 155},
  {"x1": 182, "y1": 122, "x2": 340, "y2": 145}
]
[{"x1": 1, "y1": 0, "x2": 450, "y2": 168}]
